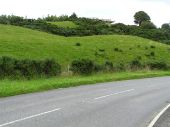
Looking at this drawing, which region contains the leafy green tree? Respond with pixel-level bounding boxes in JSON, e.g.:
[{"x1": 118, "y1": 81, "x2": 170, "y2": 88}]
[
  {"x1": 69, "y1": 13, "x2": 78, "y2": 20},
  {"x1": 140, "y1": 21, "x2": 156, "y2": 29},
  {"x1": 111, "y1": 23, "x2": 128, "y2": 33},
  {"x1": 134, "y1": 11, "x2": 151, "y2": 26},
  {"x1": 161, "y1": 23, "x2": 170, "y2": 30}
]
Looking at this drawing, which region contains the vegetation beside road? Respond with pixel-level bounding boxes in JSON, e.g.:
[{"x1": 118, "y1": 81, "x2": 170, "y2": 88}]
[
  {"x1": 0, "y1": 24, "x2": 170, "y2": 72},
  {"x1": 0, "y1": 14, "x2": 170, "y2": 97},
  {"x1": 0, "y1": 70, "x2": 170, "y2": 97}
]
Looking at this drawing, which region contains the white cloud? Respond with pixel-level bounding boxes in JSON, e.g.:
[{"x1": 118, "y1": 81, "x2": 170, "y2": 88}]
[{"x1": 0, "y1": 0, "x2": 169, "y2": 27}]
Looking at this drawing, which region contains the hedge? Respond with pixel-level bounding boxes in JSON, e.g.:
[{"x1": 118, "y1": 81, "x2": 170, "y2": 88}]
[{"x1": 0, "y1": 56, "x2": 61, "y2": 79}]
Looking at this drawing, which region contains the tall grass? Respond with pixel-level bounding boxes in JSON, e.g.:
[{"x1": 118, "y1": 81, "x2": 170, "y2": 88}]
[{"x1": 0, "y1": 70, "x2": 170, "y2": 97}]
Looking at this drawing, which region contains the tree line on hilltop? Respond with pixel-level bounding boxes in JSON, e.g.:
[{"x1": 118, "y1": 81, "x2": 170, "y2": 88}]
[{"x1": 0, "y1": 11, "x2": 170, "y2": 44}]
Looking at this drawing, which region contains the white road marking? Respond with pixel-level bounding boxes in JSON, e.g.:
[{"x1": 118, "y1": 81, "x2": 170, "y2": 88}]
[
  {"x1": 94, "y1": 89, "x2": 135, "y2": 100},
  {"x1": 0, "y1": 108, "x2": 61, "y2": 127},
  {"x1": 147, "y1": 103, "x2": 170, "y2": 127}
]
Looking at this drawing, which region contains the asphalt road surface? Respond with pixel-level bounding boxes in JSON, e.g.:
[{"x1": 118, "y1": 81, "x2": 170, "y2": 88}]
[{"x1": 0, "y1": 77, "x2": 170, "y2": 127}]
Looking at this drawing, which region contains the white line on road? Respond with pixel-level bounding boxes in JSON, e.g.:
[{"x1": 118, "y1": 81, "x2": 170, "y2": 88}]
[
  {"x1": 0, "y1": 108, "x2": 61, "y2": 127},
  {"x1": 147, "y1": 103, "x2": 170, "y2": 127},
  {"x1": 94, "y1": 89, "x2": 135, "y2": 100}
]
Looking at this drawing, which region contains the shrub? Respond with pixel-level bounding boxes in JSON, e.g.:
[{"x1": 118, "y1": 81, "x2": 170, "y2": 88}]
[
  {"x1": 137, "y1": 56, "x2": 142, "y2": 60},
  {"x1": 70, "y1": 59, "x2": 94, "y2": 74},
  {"x1": 116, "y1": 63, "x2": 126, "y2": 71},
  {"x1": 15, "y1": 59, "x2": 35, "y2": 78},
  {"x1": 147, "y1": 61, "x2": 168, "y2": 70},
  {"x1": 75, "y1": 43, "x2": 81, "y2": 46},
  {"x1": 145, "y1": 54, "x2": 150, "y2": 57},
  {"x1": 99, "y1": 49, "x2": 105, "y2": 52},
  {"x1": 150, "y1": 51, "x2": 155, "y2": 56},
  {"x1": 0, "y1": 56, "x2": 61, "y2": 79},
  {"x1": 137, "y1": 45, "x2": 141, "y2": 48},
  {"x1": 105, "y1": 61, "x2": 113, "y2": 71},
  {"x1": 114, "y1": 48, "x2": 123, "y2": 52},
  {"x1": 150, "y1": 45, "x2": 156, "y2": 49},
  {"x1": 94, "y1": 63, "x2": 105, "y2": 72},
  {"x1": 114, "y1": 48, "x2": 119, "y2": 51},
  {"x1": 0, "y1": 56, "x2": 16, "y2": 77},
  {"x1": 130, "y1": 59, "x2": 142, "y2": 70},
  {"x1": 42, "y1": 59, "x2": 61, "y2": 76}
]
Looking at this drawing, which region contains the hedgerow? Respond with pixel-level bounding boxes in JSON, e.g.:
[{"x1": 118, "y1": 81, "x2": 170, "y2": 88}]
[{"x1": 0, "y1": 56, "x2": 61, "y2": 79}]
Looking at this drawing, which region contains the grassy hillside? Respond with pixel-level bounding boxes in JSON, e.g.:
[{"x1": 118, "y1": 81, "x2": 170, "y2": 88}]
[
  {"x1": 47, "y1": 21, "x2": 78, "y2": 28},
  {"x1": 0, "y1": 24, "x2": 170, "y2": 71},
  {"x1": 1, "y1": 24, "x2": 170, "y2": 97}
]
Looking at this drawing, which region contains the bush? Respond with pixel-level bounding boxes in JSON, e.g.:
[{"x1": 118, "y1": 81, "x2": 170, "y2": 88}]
[
  {"x1": 147, "y1": 61, "x2": 168, "y2": 70},
  {"x1": 114, "y1": 48, "x2": 123, "y2": 52},
  {"x1": 42, "y1": 59, "x2": 61, "y2": 76},
  {"x1": 114, "y1": 48, "x2": 119, "y2": 51},
  {"x1": 150, "y1": 45, "x2": 156, "y2": 49},
  {"x1": 105, "y1": 61, "x2": 113, "y2": 71},
  {"x1": 94, "y1": 63, "x2": 105, "y2": 72},
  {"x1": 115, "y1": 63, "x2": 126, "y2": 71},
  {"x1": 99, "y1": 49, "x2": 105, "y2": 52},
  {"x1": 0, "y1": 56, "x2": 61, "y2": 79},
  {"x1": 70, "y1": 59, "x2": 94, "y2": 74},
  {"x1": 137, "y1": 45, "x2": 141, "y2": 48},
  {"x1": 15, "y1": 59, "x2": 35, "y2": 78},
  {"x1": 130, "y1": 59, "x2": 142, "y2": 70},
  {"x1": 137, "y1": 56, "x2": 142, "y2": 60},
  {"x1": 75, "y1": 43, "x2": 81, "y2": 46},
  {"x1": 150, "y1": 52, "x2": 155, "y2": 56},
  {"x1": 0, "y1": 56, "x2": 16, "y2": 77}
]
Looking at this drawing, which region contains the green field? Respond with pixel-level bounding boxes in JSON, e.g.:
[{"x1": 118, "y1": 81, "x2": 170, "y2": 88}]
[
  {"x1": 47, "y1": 21, "x2": 78, "y2": 28},
  {"x1": 0, "y1": 24, "x2": 170, "y2": 71}
]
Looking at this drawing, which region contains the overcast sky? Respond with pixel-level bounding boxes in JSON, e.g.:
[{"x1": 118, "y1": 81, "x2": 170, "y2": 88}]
[{"x1": 0, "y1": 0, "x2": 170, "y2": 27}]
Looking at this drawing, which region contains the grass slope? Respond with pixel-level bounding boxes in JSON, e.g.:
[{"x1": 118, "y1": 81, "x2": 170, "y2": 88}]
[
  {"x1": 0, "y1": 24, "x2": 170, "y2": 71},
  {"x1": 47, "y1": 21, "x2": 78, "y2": 28}
]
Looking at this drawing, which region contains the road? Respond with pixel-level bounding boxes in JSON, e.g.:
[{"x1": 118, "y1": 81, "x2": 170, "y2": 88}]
[
  {"x1": 154, "y1": 107, "x2": 170, "y2": 127},
  {"x1": 0, "y1": 77, "x2": 170, "y2": 127}
]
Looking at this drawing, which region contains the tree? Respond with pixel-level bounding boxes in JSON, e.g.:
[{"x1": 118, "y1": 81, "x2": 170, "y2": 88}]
[
  {"x1": 134, "y1": 11, "x2": 151, "y2": 26},
  {"x1": 161, "y1": 23, "x2": 170, "y2": 30},
  {"x1": 140, "y1": 21, "x2": 156, "y2": 29},
  {"x1": 111, "y1": 23, "x2": 128, "y2": 33},
  {"x1": 69, "y1": 13, "x2": 78, "y2": 20}
]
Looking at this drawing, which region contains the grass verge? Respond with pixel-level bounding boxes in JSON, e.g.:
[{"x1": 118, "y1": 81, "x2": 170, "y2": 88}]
[{"x1": 0, "y1": 70, "x2": 170, "y2": 97}]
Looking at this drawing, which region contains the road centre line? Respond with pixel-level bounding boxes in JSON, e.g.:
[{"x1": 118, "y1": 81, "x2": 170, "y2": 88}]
[{"x1": 0, "y1": 108, "x2": 61, "y2": 127}]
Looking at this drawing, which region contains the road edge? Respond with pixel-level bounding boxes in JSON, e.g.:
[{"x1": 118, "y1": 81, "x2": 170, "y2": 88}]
[{"x1": 147, "y1": 103, "x2": 170, "y2": 127}]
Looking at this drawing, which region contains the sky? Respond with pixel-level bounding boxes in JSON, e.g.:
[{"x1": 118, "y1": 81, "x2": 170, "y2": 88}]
[{"x1": 0, "y1": 0, "x2": 170, "y2": 27}]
